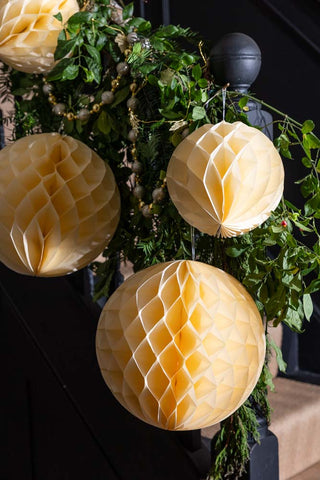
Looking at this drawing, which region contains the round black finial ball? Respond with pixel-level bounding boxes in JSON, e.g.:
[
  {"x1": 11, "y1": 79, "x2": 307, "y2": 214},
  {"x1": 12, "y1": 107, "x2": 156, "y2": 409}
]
[{"x1": 210, "y1": 33, "x2": 261, "y2": 92}]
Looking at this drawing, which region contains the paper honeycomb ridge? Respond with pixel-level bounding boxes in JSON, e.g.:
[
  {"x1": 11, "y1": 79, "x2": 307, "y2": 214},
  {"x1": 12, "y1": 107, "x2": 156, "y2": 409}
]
[
  {"x1": 167, "y1": 121, "x2": 284, "y2": 238},
  {"x1": 0, "y1": 0, "x2": 79, "y2": 73},
  {"x1": 96, "y1": 260, "x2": 265, "y2": 431},
  {"x1": 0, "y1": 133, "x2": 120, "y2": 276}
]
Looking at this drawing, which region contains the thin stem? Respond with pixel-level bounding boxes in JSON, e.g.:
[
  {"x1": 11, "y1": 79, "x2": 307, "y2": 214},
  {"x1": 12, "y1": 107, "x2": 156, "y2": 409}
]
[{"x1": 229, "y1": 91, "x2": 303, "y2": 129}]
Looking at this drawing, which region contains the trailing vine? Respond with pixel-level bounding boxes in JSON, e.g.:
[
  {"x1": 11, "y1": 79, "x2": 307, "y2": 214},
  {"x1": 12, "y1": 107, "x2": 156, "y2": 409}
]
[{"x1": 1, "y1": 1, "x2": 320, "y2": 478}]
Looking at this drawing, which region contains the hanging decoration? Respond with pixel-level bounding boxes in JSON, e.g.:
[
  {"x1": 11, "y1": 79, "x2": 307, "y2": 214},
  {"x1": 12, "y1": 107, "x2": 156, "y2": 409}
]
[
  {"x1": 0, "y1": 0, "x2": 79, "y2": 73},
  {"x1": 0, "y1": 133, "x2": 120, "y2": 276},
  {"x1": 96, "y1": 260, "x2": 265, "y2": 431},
  {"x1": 167, "y1": 121, "x2": 284, "y2": 238}
]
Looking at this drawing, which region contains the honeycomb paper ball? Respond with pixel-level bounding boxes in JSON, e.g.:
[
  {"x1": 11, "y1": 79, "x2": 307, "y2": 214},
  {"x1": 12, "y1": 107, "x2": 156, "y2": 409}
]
[
  {"x1": 167, "y1": 121, "x2": 284, "y2": 238},
  {"x1": 0, "y1": 133, "x2": 120, "y2": 276},
  {"x1": 96, "y1": 260, "x2": 265, "y2": 431},
  {"x1": 0, "y1": 0, "x2": 79, "y2": 73}
]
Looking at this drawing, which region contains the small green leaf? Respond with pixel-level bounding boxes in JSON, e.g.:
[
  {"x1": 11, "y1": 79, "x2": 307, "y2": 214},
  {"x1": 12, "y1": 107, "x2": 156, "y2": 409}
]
[
  {"x1": 269, "y1": 336, "x2": 287, "y2": 373},
  {"x1": 67, "y1": 11, "x2": 94, "y2": 26},
  {"x1": 304, "y1": 279, "x2": 320, "y2": 295},
  {"x1": 123, "y1": 2, "x2": 134, "y2": 20},
  {"x1": 46, "y1": 58, "x2": 74, "y2": 81},
  {"x1": 53, "y1": 12, "x2": 62, "y2": 22},
  {"x1": 301, "y1": 156, "x2": 313, "y2": 168},
  {"x1": 303, "y1": 293, "x2": 313, "y2": 321},
  {"x1": 61, "y1": 63, "x2": 79, "y2": 80},
  {"x1": 197, "y1": 78, "x2": 208, "y2": 88},
  {"x1": 225, "y1": 246, "x2": 247, "y2": 258},
  {"x1": 55, "y1": 37, "x2": 77, "y2": 60},
  {"x1": 192, "y1": 106, "x2": 206, "y2": 120},
  {"x1": 238, "y1": 96, "x2": 248, "y2": 109},
  {"x1": 301, "y1": 119, "x2": 315, "y2": 134},
  {"x1": 97, "y1": 110, "x2": 111, "y2": 135},
  {"x1": 85, "y1": 44, "x2": 101, "y2": 65},
  {"x1": 111, "y1": 86, "x2": 130, "y2": 108},
  {"x1": 192, "y1": 64, "x2": 202, "y2": 81}
]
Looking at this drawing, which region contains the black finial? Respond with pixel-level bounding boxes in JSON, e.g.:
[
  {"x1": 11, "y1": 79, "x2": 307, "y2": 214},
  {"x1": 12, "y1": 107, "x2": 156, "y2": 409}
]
[{"x1": 210, "y1": 33, "x2": 261, "y2": 92}]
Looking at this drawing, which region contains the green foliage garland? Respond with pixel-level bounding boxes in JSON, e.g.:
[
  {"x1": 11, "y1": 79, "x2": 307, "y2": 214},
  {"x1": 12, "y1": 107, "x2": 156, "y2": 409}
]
[{"x1": 1, "y1": 1, "x2": 320, "y2": 478}]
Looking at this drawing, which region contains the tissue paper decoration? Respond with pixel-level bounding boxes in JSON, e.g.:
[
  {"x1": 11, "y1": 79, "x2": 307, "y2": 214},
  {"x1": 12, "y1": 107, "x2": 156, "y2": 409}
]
[
  {"x1": 0, "y1": 0, "x2": 79, "y2": 73},
  {"x1": 96, "y1": 260, "x2": 265, "y2": 431},
  {"x1": 167, "y1": 121, "x2": 284, "y2": 238},
  {"x1": 0, "y1": 133, "x2": 120, "y2": 276}
]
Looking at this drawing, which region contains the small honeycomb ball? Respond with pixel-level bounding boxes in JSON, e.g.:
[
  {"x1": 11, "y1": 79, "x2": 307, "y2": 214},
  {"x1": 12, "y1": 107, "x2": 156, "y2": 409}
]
[
  {"x1": 167, "y1": 121, "x2": 284, "y2": 238},
  {"x1": 0, "y1": 133, "x2": 120, "y2": 276},
  {"x1": 96, "y1": 260, "x2": 265, "y2": 431},
  {"x1": 0, "y1": 0, "x2": 79, "y2": 73}
]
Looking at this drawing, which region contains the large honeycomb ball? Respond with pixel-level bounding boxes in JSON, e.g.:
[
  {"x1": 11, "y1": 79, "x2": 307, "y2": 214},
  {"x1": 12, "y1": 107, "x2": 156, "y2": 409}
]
[
  {"x1": 0, "y1": 0, "x2": 79, "y2": 73},
  {"x1": 0, "y1": 133, "x2": 120, "y2": 276},
  {"x1": 96, "y1": 260, "x2": 265, "y2": 431},
  {"x1": 167, "y1": 121, "x2": 284, "y2": 238}
]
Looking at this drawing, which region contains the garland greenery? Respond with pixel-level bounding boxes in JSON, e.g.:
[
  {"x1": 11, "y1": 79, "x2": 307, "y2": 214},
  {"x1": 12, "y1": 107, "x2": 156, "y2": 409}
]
[{"x1": 1, "y1": 1, "x2": 320, "y2": 478}]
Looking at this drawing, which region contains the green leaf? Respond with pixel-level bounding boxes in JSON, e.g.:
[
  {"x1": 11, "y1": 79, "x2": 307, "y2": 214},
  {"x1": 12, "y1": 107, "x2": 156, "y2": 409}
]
[
  {"x1": 192, "y1": 64, "x2": 202, "y2": 81},
  {"x1": 238, "y1": 96, "x2": 248, "y2": 109},
  {"x1": 67, "y1": 11, "x2": 94, "y2": 26},
  {"x1": 301, "y1": 119, "x2": 315, "y2": 134},
  {"x1": 111, "y1": 85, "x2": 130, "y2": 108},
  {"x1": 304, "y1": 132, "x2": 320, "y2": 149},
  {"x1": 225, "y1": 246, "x2": 247, "y2": 258},
  {"x1": 303, "y1": 293, "x2": 313, "y2": 321},
  {"x1": 84, "y1": 56, "x2": 101, "y2": 83},
  {"x1": 301, "y1": 156, "x2": 313, "y2": 168},
  {"x1": 192, "y1": 106, "x2": 206, "y2": 120},
  {"x1": 269, "y1": 336, "x2": 287, "y2": 373},
  {"x1": 97, "y1": 110, "x2": 111, "y2": 135},
  {"x1": 55, "y1": 37, "x2": 77, "y2": 60},
  {"x1": 61, "y1": 63, "x2": 79, "y2": 81},
  {"x1": 304, "y1": 279, "x2": 320, "y2": 295},
  {"x1": 123, "y1": 2, "x2": 134, "y2": 20},
  {"x1": 85, "y1": 44, "x2": 101, "y2": 65},
  {"x1": 46, "y1": 57, "x2": 74, "y2": 81},
  {"x1": 53, "y1": 12, "x2": 63, "y2": 22},
  {"x1": 197, "y1": 78, "x2": 208, "y2": 88}
]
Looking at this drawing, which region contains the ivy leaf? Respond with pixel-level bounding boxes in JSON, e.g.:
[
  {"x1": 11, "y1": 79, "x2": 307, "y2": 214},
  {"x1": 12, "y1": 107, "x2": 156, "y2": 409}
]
[
  {"x1": 85, "y1": 44, "x2": 101, "y2": 66},
  {"x1": 111, "y1": 86, "x2": 130, "y2": 108},
  {"x1": 123, "y1": 2, "x2": 134, "y2": 20},
  {"x1": 67, "y1": 11, "x2": 94, "y2": 26},
  {"x1": 301, "y1": 119, "x2": 315, "y2": 134},
  {"x1": 46, "y1": 57, "x2": 74, "y2": 81},
  {"x1": 84, "y1": 56, "x2": 101, "y2": 83},
  {"x1": 304, "y1": 132, "x2": 320, "y2": 149},
  {"x1": 197, "y1": 78, "x2": 208, "y2": 88},
  {"x1": 192, "y1": 106, "x2": 206, "y2": 120},
  {"x1": 192, "y1": 64, "x2": 202, "y2": 81},
  {"x1": 53, "y1": 12, "x2": 62, "y2": 22},
  {"x1": 303, "y1": 293, "x2": 313, "y2": 321},
  {"x1": 61, "y1": 63, "x2": 79, "y2": 81},
  {"x1": 238, "y1": 96, "x2": 249, "y2": 109},
  {"x1": 97, "y1": 110, "x2": 111, "y2": 135},
  {"x1": 225, "y1": 246, "x2": 247, "y2": 257},
  {"x1": 55, "y1": 37, "x2": 78, "y2": 60},
  {"x1": 269, "y1": 336, "x2": 287, "y2": 372},
  {"x1": 304, "y1": 279, "x2": 320, "y2": 295}
]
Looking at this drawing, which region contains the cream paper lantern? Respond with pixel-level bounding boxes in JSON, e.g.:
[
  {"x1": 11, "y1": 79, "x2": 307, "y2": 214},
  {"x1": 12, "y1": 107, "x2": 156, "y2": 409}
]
[
  {"x1": 167, "y1": 121, "x2": 284, "y2": 238},
  {"x1": 0, "y1": 0, "x2": 79, "y2": 73},
  {"x1": 0, "y1": 133, "x2": 120, "y2": 276},
  {"x1": 96, "y1": 260, "x2": 265, "y2": 431}
]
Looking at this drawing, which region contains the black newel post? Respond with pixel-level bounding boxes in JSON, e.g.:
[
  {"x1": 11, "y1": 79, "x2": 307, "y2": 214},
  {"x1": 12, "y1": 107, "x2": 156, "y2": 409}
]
[
  {"x1": 209, "y1": 33, "x2": 279, "y2": 480},
  {"x1": 210, "y1": 32, "x2": 273, "y2": 139}
]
